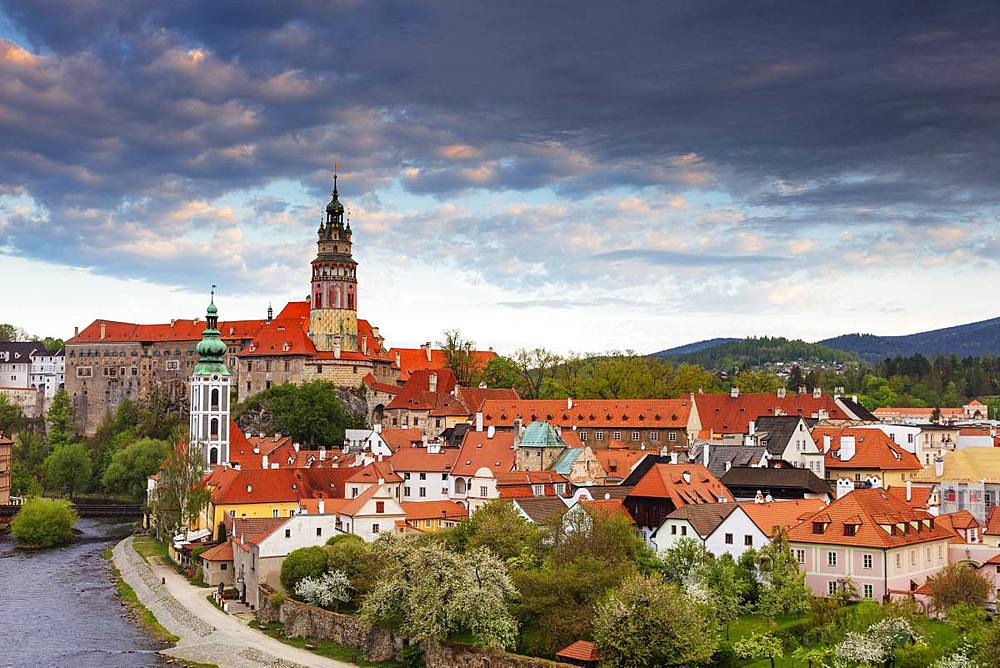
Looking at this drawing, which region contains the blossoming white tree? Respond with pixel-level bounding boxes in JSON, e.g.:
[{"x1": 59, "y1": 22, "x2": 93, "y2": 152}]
[{"x1": 294, "y1": 570, "x2": 353, "y2": 609}]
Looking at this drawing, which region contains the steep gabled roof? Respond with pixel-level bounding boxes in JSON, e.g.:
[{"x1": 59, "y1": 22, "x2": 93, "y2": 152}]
[
  {"x1": 986, "y1": 506, "x2": 1000, "y2": 536},
  {"x1": 628, "y1": 464, "x2": 732, "y2": 506},
  {"x1": 666, "y1": 502, "x2": 738, "y2": 537},
  {"x1": 457, "y1": 385, "x2": 519, "y2": 412},
  {"x1": 697, "y1": 391, "x2": 849, "y2": 435},
  {"x1": 813, "y1": 427, "x2": 922, "y2": 472},
  {"x1": 513, "y1": 497, "x2": 569, "y2": 524},
  {"x1": 753, "y1": 415, "x2": 808, "y2": 456},
  {"x1": 452, "y1": 429, "x2": 516, "y2": 477}
]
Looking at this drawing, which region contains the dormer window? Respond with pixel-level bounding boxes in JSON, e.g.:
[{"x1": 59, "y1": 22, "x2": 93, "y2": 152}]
[
  {"x1": 843, "y1": 524, "x2": 857, "y2": 536},
  {"x1": 812, "y1": 522, "x2": 826, "y2": 534}
]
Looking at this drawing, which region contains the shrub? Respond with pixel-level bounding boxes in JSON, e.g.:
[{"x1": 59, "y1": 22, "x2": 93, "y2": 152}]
[
  {"x1": 294, "y1": 571, "x2": 353, "y2": 609},
  {"x1": 11, "y1": 497, "x2": 79, "y2": 547},
  {"x1": 280, "y1": 546, "x2": 328, "y2": 594},
  {"x1": 269, "y1": 592, "x2": 286, "y2": 606}
]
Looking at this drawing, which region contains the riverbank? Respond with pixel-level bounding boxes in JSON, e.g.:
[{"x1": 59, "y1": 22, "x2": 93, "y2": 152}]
[{"x1": 111, "y1": 536, "x2": 355, "y2": 668}]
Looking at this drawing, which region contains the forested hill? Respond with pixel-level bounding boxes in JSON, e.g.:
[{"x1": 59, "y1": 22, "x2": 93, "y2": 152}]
[
  {"x1": 819, "y1": 316, "x2": 1000, "y2": 361},
  {"x1": 655, "y1": 336, "x2": 859, "y2": 370},
  {"x1": 654, "y1": 337, "x2": 740, "y2": 356}
]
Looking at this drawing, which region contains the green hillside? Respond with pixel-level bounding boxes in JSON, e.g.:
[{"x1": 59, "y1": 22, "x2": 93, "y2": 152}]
[{"x1": 658, "y1": 336, "x2": 860, "y2": 370}]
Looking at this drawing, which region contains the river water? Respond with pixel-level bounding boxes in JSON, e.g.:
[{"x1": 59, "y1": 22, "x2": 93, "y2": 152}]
[{"x1": 0, "y1": 517, "x2": 170, "y2": 668}]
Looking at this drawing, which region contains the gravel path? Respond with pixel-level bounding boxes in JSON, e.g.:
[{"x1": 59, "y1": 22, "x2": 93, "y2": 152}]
[{"x1": 112, "y1": 536, "x2": 355, "y2": 668}]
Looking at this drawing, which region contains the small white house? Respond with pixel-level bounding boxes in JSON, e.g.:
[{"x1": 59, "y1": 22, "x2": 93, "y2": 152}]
[
  {"x1": 656, "y1": 503, "x2": 767, "y2": 558},
  {"x1": 299, "y1": 483, "x2": 407, "y2": 542}
]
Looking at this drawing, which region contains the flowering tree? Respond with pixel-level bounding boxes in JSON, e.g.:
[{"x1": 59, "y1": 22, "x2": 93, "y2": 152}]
[
  {"x1": 755, "y1": 531, "x2": 811, "y2": 623},
  {"x1": 834, "y1": 617, "x2": 923, "y2": 666},
  {"x1": 294, "y1": 571, "x2": 353, "y2": 609},
  {"x1": 733, "y1": 632, "x2": 783, "y2": 668}
]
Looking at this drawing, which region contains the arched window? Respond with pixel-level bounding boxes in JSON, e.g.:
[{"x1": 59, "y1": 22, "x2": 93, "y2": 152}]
[
  {"x1": 209, "y1": 447, "x2": 219, "y2": 465},
  {"x1": 333, "y1": 285, "x2": 341, "y2": 308},
  {"x1": 210, "y1": 387, "x2": 219, "y2": 411},
  {"x1": 315, "y1": 291, "x2": 323, "y2": 308},
  {"x1": 455, "y1": 477, "x2": 467, "y2": 494},
  {"x1": 210, "y1": 417, "x2": 219, "y2": 439}
]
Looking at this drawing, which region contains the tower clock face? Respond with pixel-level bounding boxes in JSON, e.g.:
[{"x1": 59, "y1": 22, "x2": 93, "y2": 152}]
[{"x1": 212, "y1": 374, "x2": 220, "y2": 381}]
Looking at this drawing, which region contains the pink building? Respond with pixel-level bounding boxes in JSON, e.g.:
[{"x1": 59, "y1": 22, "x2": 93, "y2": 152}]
[{"x1": 787, "y1": 488, "x2": 954, "y2": 602}]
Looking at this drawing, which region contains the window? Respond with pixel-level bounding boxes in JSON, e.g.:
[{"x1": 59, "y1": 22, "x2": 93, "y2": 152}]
[
  {"x1": 316, "y1": 527, "x2": 322, "y2": 536},
  {"x1": 164, "y1": 360, "x2": 180, "y2": 371},
  {"x1": 631, "y1": 431, "x2": 640, "y2": 441},
  {"x1": 844, "y1": 524, "x2": 857, "y2": 536},
  {"x1": 828, "y1": 581, "x2": 838, "y2": 596},
  {"x1": 404, "y1": 472, "x2": 411, "y2": 480},
  {"x1": 376, "y1": 501, "x2": 385, "y2": 513},
  {"x1": 612, "y1": 431, "x2": 622, "y2": 440},
  {"x1": 595, "y1": 431, "x2": 604, "y2": 441},
  {"x1": 926, "y1": 547, "x2": 932, "y2": 561},
  {"x1": 681, "y1": 526, "x2": 687, "y2": 536},
  {"x1": 650, "y1": 432, "x2": 659, "y2": 441},
  {"x1": 532, "y1": 484, "x2": 544, "y2": 496},
  {"x1": 725, "y1": 533, "x2": 734, "y2": 544},
  {"x1": 796, "y1": 549, "x2": 806, "y2": 564},
  {"x1": 419, "y1": 487, "x2": 426, "y2": 498},
  {"x1": 419, "y1": 472, "x2": 426, "y2": 480},
  {"x1": 863, "y1": 584, "x2": 873, "y2": 599},
  {"x1": 480, "y1": 486, "x2": 488, "y2": 496},
  {"x1": 580, "y1": 431, "x2": 588, "y2": 442},
  {"x1": 351, "y1": 488, "x2": 359, "y2": 498},
  {"x1": 910, "y1": 550, "x2": 916, "y2": 565},
  {"x1": 744, "y1": 535, "x2": 753, "y2": 546},
  {"x1": 220, "y1": 563, "x2": 227, "y2": 571},
  {"x1": 284, "y1": 529, "x2": 291, "y2": 538},
  {"x1": 272, "y1": 509, "x2": 279, "y2": 518},
  {"x1": 671, "y1": 525, "x2": 677, "y2": 535},
  {"x1": 896, "y1": 553, "x2": 902, "y2": 569},
  {"x1": 828, "y1": 551, "x2": 837, "y2": 567},
  {"x1": 668, "y1": 432, "x2": 678, "y2": 442},
  {"x1": 555, "y1": 483, "x2": 566, "y2": 495},
  {"x1": 372, "y1": 523, "x2": 380, "y2": 534},
  {"x1": 404, "y1": 486, "x2": 411, "y2": 496},
  {"x1": 76, "y1": 366, "x2": 93, "y2": 378},
  {"x1": 863, "y1": 554, "x2": 873, "y2": 569},
  {"x1": 425, "y1": 520, "x2": 432, "y2": 528}
]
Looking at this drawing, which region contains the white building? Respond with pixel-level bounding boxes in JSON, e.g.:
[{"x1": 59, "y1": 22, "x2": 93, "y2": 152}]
[
  {"x1": 855, "y1": 423, "x2": 921, "y2": 455},
  {"x1": 29, "y1": 348, "x2": 64, "y2": 403},
  {"x1": 656, "y1": 503, "x2": 767, "y2": 558},
  {"x1": 344, "y1": 427, "x2": 393, "y2": 459},
  {"x1": 189, "y1": 294, "x2": 232, "y2": 467},
  {"x1": 388, "y1": 440, "x2": 459, "y2": 502}
]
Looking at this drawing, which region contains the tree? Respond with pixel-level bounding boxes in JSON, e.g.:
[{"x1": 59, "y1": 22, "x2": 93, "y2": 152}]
[
  {"x1": 786, "y1": 365, "x2": 805, "y2": 391},
  {"x1": 925, "y1": 563, "x2": 991, "y2": 613},
  {"x1": 700, "y1": 554, "x2": 748, "y2": 638},
  {"x1": 234, "y1": 381, "x2": 363, "y2": 447},
  {"x1": 449, "y1": 499, "x2": 542, "y2": 561},
  {"x1": 480, "y1": 356, "x2": 521, "y2": 389},
  {"x1": 438, "y1": 328, "x2": 478, "y2": 385},
  {"x1": 362, "y1": 538, "x2": 518, "y2": 651},
  {"x1": 733, "y1": 632, "x2": 783, "y2": 668},
  {"x1": 150, "y1": 440, "x2": 210, "y2": 539},
  {"x1": 509, "y1": 348, "x2": 564, "y2": 399},
  {"x1": 834, "y1": 616, "x2": 922, "y2": 666},
  {"x1": 43, "y1": 443, "x2": 92, "y2": 496},
  {"x1": 46, "y1": 389, "x2": 75, "y2": 448},
  {"x1": 593, "y1": 573, "x2": 718, "y2": 668},
  {"x1": 0, "y1": 394, "x2": 24, "y2": 434},
  {"x1": 553, "y1": 505, "x2": 651, "y2": 567},
  {"x1": 11, "y1": 497, "x2": 79, "y2": 547},
  {"x1": 756, "y1": 531, "x2": 811, "y2": 623},
  {"x1": 101, "y1": 437, "x2": 171, "y2": 500},
  {"x1": 0, "y1": 323, "x2": 28, "y2": 342},
  {"x1": 733, "y1": 368, "x2": 782, "y2": 393},
  {"x1": 658, "y1": 537, "x2": 710, "y2": 583},
  {"x1": 281, "y1": 546, "x2": 329, "y2": 594},
  {"x1": 10, "y1": 460, "x2": 42, "y2": 498},
  {"x1": 325, "y1": 534, "x2": 382, "y2": 603},
  {"x1": 294, "y1": 571, "x2": 353, "y2": 609}
]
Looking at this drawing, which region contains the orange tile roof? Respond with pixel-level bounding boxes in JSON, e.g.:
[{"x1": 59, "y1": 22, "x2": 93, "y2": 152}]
[
  {"x1": 785, "y1": 488, "x2": 955, "y2": 548},
  {"x1": 68, "y1": 317, "x2": 265, "y2": 344},
  {"x1": 452, "y1": 430, "x2": 516, "y2": 477},
  {"x1": 457, "y1": 386, "x2": 519, "y2": 412},
  {"x1": 813, "y1": 427, "x2": 922, "y2": 471},
  {"x1": 873, "y1": 406, "x2": 965, "y2": 418},
  {"x1": 937, "y1": 510, "x2": 981, "y2": 543},
  {"x1": 628, "y1": 464, "x2": 732, "y2": 506},
  {"x1": 297, "y1": 497, "x2": 352, "y2": 514},
  {"x1": 239, "y1": 318, "x2": 315, "y2": 357},
  {"x1": 389, "y1": 347, "x2": 497, "y2": 381},
  {"x1": 339, "y1": 484, "x2": 399, "y2": 516},
  {"x1": 495, "y1": 470, "x2": 568, "y2": 498},
  {"x1": 697, "y1": 391, "x2": 849, "y2": 435},
  {"x1": 276, "y1": 301, "x2": 310, "y2": 320},
  {"x1": 346, "y1": 461, "x2": 402, "y2": 485},
  {"x1": 739, "y1": 499, "x2": 826, "y2": 537},
  {"x1": 385, "y1": 368, "x2": 459, "y2": 411},
  {"x1": 594, "y1": 449, "x2": 647, "y2": 478},
  {"x1": 207, "y1": 467, "x2": 361, "y2": 504},
  {"x1": 885, "y1": 485, "x2": 933, "y2": 509},
  {"x1": 400, "y1": 500, "x2": 468, "y2": 521},
  {"x1": 986, "y1": 506, "x2": 1000, "y2": 536},
  {"x1": 387, "y1": 445, "x2": 460, "y2": 472},
  {"x1": 556, "y1": 640, "x2": 600, "y2": 662},
  {"x1": 480, "y1": 398, "x2": 693, "y2": 429},
  {"x1": 199, "y1": 541, "x2": 234, "y2": 562},
  {"x1": 380, "y1": 428, "x2": 423, "y2": 451}
]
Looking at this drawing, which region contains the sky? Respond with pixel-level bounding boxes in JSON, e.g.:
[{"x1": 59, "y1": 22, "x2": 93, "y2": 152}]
[{"x1": 2, "y1": 2, "x2": 1000, "y2": 355}]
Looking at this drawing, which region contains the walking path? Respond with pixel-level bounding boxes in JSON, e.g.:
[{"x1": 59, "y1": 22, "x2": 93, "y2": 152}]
[{"x1": 112, "y1": 536, "x2": 354, "y2": 668}]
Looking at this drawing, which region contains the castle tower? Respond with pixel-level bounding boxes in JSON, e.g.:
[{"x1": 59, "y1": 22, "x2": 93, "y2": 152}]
[
  {"x1": 190, "y1": 289, "x2": 231, "y2": 467},
  {"x1": 309, "y1": 173, "x2": 359, "y2": 352}
]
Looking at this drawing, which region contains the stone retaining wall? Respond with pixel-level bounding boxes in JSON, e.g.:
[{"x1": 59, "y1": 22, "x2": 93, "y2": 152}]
[{"x1": 257, "y1": 585, "x2": 572, "y2": 668}]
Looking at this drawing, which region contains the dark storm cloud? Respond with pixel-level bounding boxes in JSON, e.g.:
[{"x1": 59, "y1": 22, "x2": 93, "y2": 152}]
[{"x1": 2, "y1": 0, "x2": 1000, "y2": 290}]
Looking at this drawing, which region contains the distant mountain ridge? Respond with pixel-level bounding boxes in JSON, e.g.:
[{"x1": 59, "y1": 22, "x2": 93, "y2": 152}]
[
  {"x1": 655, "y1": 316, "x2": 1000, "y2": 367},
  {"x1": 818, "y1": 315, "x2": 1000, "y2": 361}
]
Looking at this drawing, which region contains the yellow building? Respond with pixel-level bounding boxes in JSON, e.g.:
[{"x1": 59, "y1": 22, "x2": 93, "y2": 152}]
[
  {"x1": 814, "y1": 426, "x2": 923, "y2": 490},
  {"x1": 400, "y1": 501, "x2": 468, "y2": 532}
]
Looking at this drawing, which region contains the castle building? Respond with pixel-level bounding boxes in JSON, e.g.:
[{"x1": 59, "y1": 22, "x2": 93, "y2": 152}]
[
  {"x1": 190, "y1": 294, "x2": 232, "y2": 467},
  {"x1": 310, "y1": 175, "x2": 358, "y2": 353}
]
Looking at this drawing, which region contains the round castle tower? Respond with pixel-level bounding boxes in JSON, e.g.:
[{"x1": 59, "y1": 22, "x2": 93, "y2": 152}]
[{"x1": 309, "y1": 174, "x2": 359, "y2": 352}]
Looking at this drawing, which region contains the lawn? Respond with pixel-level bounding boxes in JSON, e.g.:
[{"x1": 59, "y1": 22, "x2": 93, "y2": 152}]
[
  {"x1": 132, "y1": 535, "x2": 171, "y2": 564},
  {"x1": 249, "y1": 620, "x2": 401, "y2": 668}
]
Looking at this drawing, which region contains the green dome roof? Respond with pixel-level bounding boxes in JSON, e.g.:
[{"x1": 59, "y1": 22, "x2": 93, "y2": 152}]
[
  {"x1": 194, "y1": 293, "x2": 230, "y2": 376},
  {"x1": 326, "y1": 196, "x2": 344, "y2": 214},
  {"x1": 196, "y1": 334, "x2": 227, "y2": 358}
]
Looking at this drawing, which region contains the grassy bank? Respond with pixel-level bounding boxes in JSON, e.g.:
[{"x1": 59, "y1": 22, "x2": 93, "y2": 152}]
[
  {"x1": 249, "y1": 620, "x2": 402, "y2": 668},
  {"x1": 132, "y1": 535, "x2": 171, "y2": 564},
  {"x1": 101, "y1": 546, "x2": 179, "y2": 644}
]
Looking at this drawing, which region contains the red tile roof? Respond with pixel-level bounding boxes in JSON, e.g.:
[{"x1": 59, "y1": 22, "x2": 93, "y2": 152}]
[
  {"x1": 937, "y1": 510, "x2": 981, "y2": 543},
  {"x1": 385, "y1": 369, "x2": 461, "y2": 412},
  {"x1": 739, "y1": 499, "x2": 826, "y2": 537},
  {"x1": 886, "y1": 485, "x2": 934, "y2": 509},
  {"x1": 199, "y1": 541, "x2": 234, "y2": 562},
  {"x1": 388, "y1": 347, "x2": 497, "y2": 381},
  {"x1": 239, "y1": 318, "x2": 315, "y2": 357},
  {"x1": 479, "y1": 398, "x2": 694, "y2": 429},
  {"x1": 276, "y1": 301, "x2": 310, "y2": 320},
  {"x1": 387, "y1": 445, "x2": 460, "y2": 472},
  {"x1": 452, "y1": 430, "x2": 516, "y2": 477},
  {"x1": 812, "y1": 427, "x2": 923, "y2": 472},
  {"x1": 697, "y1": 391, "x2": 849, "y2": 435},
  {"x1": 400, "y1": 500, "x2": 468, "y2": 521},
  {"x1": 986, "y1": 506, "x2": 1000, "y2": 536},
  {"x1": 594, "y1": 449, "x2": 647, "y2": 478},
  {"x1": 785, "y1": 488, "x2": 955, "y2": 548},
  {"x1": 556, "y1": 640, "x2": 600, "y2": 662},
  {"x1": 456, "y1": 386, "x2": 519, "y2": 412},
  {"x1": 346, "y1": 461, "x2": 402, "y2": 485},
  {"x1": 207, "y1": 467, "x2": 361, "y2": 504},
  {"x1": 628, "y1": 464, "x2": 732, "y2": 506},
  {"x1": 380, "y1": 428, "x2": 423, "y2": 451},
  {"x1": 68, "y1": 317, "x2": 265, "y2": 344},
  {"x1": 495, "y1": 470, "x2": 569, "y2": 499}
]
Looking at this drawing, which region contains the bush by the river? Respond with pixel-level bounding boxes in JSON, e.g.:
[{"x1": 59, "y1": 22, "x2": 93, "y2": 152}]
[{"x1": 11, "y1": 497, "x2": 79, "y2": 547}]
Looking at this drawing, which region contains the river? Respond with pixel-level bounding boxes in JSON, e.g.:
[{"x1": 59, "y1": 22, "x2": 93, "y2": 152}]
[{"x1": 0, "y1": 517, "x2": 170, "y2": 668}]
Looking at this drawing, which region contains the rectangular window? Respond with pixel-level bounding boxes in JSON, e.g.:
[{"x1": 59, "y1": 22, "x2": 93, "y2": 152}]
[
  {"x1": 284, "y1": 529, "x2": 291, "y2": 538},
  {"x1": 555, "y1": 483, "x2": 566, "y2": 494},
  {"x1": 404, "y1": 486, "x2": 411, "y2": 496},
  {"x1": 896, "y1": 553, "x2": 902, "y2": 568},
  {"x1": 744, "y1": 535, "x2": 753, "y2": 546},
  {"x1": 671, "y1": 525, "x2": 677, "y2": 535},
  {"x1": 418, "y1": 488, "x2": 426, "y2": 498},
  {"x1": 419, "y1": 472, "x2": 426, "y2": 480},
  {"x1": 272, "y1": 509, "x2": 279, "y2": 518},
  {"x1": 595, "y1": 431, "x2": 604, "y2": 441},
  {"x1": 372, "y1": 523, "x2": 380, "y2": 534},
  {"x1": 668, "y1": 432, "x2": 678, "y2": 442},
  {"x1": 796, "y1": 549, "x2": 806, "y2": 564},
  {"x1": 316, "y1": 527, "x2": 322, "y2": 536},
  {"x1": 76, "y1": 366, "x2": 93, "y2": 378},
  {"x1": 580, "y1": 431, "x2": 588, "y2": 441},
  {"x1": 164, "y1": 360, "x2": 180, "y2": 371},
  {"x1": 681, "y1": 526, "x2": 687, "y2": 536},
  {"x1": 725, "y1": 533, "x2": 734, "y2": 544},
  {"x1": 863, "y1": 554, "x2": 873, "y2": 569},
  {"x1": 376, "y1": 501, "x2": 385, "y2": 513},
  {"x1": 532, "y1": 484, "x2": 544, "y2": 496},
  {"x1": 863, "y1": 584, "x2": 873, "y2": 599},
  {"x1": 910, "y1": 550, "x2": 916, "y2": 565},
  {"x1": 613, "y1": 431, "x2": 622, "y2": 440},
  {"x1": 220, "y1": 563, "x2": 227, "y2": 571},
  {"x1": 828, "y1": 581, "x2": 838, "y2": 596},
  {"x1": 480, "y1": 485, "x2": 488, "y2": 496},
  {"x1": 828, "y1": 551, "x2": 837, "y2": 567},
  {"x1": 631, "y1": 431, "x2": 640, "y2": 441},
  {"x1": 650, "y1": 432, "x2": 659, "y2": 441}
]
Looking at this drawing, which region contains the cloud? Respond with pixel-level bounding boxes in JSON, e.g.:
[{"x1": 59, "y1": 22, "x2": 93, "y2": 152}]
[{"x1": 592, "y1": 249, "x2": 786, "y2": 267}]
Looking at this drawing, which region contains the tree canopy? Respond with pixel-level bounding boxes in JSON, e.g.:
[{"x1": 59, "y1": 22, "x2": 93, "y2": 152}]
[
  {"x1": 11, "y1": 497, "x2": 79, "y2": 547},
  {"x1": 43, "y1": 443, "x2": 92, "y2": 496},
  {"x1": 101, "y1": 437, "x2": 171, "y2": 500},
  {"x1": 235, "y1": 381, "x2": 364, "y2": 447}
]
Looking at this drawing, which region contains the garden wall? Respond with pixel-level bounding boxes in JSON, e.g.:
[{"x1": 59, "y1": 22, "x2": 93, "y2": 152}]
[{"x1": 257, "y1": 585, "x2": 573, "y2": 668}]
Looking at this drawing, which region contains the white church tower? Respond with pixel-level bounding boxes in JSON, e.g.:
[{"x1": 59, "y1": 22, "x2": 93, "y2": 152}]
[{"x1": 190, "y1": 289, "x2": 231, "y2": 467}]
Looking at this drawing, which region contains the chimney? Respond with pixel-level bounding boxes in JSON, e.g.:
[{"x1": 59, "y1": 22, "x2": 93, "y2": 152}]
[
  {"x1": 906, "y1": 479, "x2": 912, "y2": 502},
  {"x1": 514, "y1": 417, "x2": 523, "y2": 437},
  {"x1": 319, "y1": 449, "x2": 326, "y2": 460},
  {"x1": 798, "y1": 385, "x2": 807, "y2": 395},
  {"x1": 99, "y1": 323, "x2": 106, "y2": 340},
  {"x1": 934, "y1": 455, "x2": 944, "y2": 478},
  {"x1": 317, "y1": 499, "x2": 325, "y2": 514},
  {"x1": 777, "y1": 387, "x2": 786, "y2": 399},
  {"x1": 682, "y1": 470, "x2": 691, "y2": 484},
  {"x1": 839, "y1": 435, "x2": 856, "y2": 461},
  {"x1": 813, "y1": 387, "x2": 822, "y2": 399},
  {"x1": 262, "y1": 455, "x2": 269, "y2": 469},
  {"x1": 74, "y1": 326, "x2": 79, "y2": 337},
  {"x1": 730, "y1": 386, "x2": 739, "y2": 398},
  {"x1": 475, "y1": 411, "x2": 484, "y2": 432},
  {"x1": 377, "y1": 477, "x2": 385, "y2": 486},
  {"x1": 725, "y1": 460, "x2": 732, "y2": 472},
  {"x1": 755, "y1": 490, "x2": 764, "y2": 504},
  {"x1": 373, "y1": 423, "x2": 382, "y2": 434},
  {"x1": 837, "y1": 478, "x2": 853, "y2": 499},
  {"x1": 487, "y1": 425, "x2": 496, "y2": 439},
  {"x1": 362, "y1": 335, "x2": 368, "y2": 355},
  {"x1": 424, "y1": 342, "x2": 432, "y2": 362},
  {"x1": 748, "y1": 420, "x2": 756, "y2": 436},
  {"x1": 823, "y1": 434, "x2": 832, "y2": 453},
  {"x1": 702, "y1": 442, "x2": 710, "y2": 467},
  {"x1": 567, "y1": 397, "x2": 573, "y2": 410},
  {"x1": 428, "y1": 372, "x2": 438, "y2": 393},
  {"x1": 669, "y1": 451, "x2": 679, "y2": 464}
]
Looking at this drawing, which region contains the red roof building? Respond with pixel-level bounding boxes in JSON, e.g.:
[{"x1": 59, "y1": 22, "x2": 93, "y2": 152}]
[
  {"x1": 387, "y1": 343, "x2": 497, "y2": 382},
  {"x1": 624, "y1": 464, "x2": 732, "y2": 531},
  {"x1": 696, "y1": 390, "x2": 850, "y2": 438}
]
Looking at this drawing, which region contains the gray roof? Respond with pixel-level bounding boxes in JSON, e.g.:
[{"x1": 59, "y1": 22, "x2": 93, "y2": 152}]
[
  {"x1": 665, "y1": 503, "x2": 738, "y2": 537},
  {"x1": 512, "y1": 497, "x2": 568, "y2": 525},
  {"x1": 836, "y1": 396, "x2": 878, "y2": 421},
  {"x1": 753, "y1": 415, "x2": 804, "y2": 456},
  {"x1": 720, "y1": 467, "x2": 831, "y2": 495},
  {"x1": 579, "y1": 485, "x2": 633, "y2": 501},
  {"x1": 0, "y1": 341, "x2": 44, "y2": 363},
  {"x1": 692, "y1": 444, "x2": 768, "y2": 478}
]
